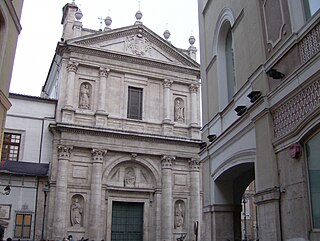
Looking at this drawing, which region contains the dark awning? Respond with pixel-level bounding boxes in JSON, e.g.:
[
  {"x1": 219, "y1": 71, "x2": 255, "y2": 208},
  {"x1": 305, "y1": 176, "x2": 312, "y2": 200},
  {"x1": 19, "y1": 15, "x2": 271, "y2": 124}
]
[{"x1": 0, "y1": 161, "x2": 49, "y2": 176}]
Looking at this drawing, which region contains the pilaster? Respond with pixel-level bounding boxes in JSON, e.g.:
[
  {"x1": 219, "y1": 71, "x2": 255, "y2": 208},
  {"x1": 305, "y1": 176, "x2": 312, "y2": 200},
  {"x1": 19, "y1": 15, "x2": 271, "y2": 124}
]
[
  {"x1": 64, "y1": 61, "x2": 78, "y2": 110},
  {"x1": 161, "y1": 155, "x2": 175, "y2": 241},
  {"x1": 163, "y1": 79, "x2": 173, "y2": 124},
  {"x1": 52, "y1": 145, "x2": 73, "y2": 240},
  {"x1": 89, "y1": 149, "x2": 107, "y2": 241},
  {"x1": 189, "y1": 158, "x2": 201, "y2": 241}
]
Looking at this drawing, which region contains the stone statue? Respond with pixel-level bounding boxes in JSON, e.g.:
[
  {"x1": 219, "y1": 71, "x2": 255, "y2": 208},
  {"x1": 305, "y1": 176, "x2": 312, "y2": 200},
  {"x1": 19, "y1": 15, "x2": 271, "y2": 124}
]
[
  {"x1": 70, "y1": 198, "x2": 82, "y2": 226},
  {"x1": 174, "y1": 202, "x2": 184, "y2": 228},
  {"x1": 174, "y1": 98, "x2": 185, "y2": 121},
  {"x1": 79, "y1": 83, "x2": 90, "y2": 109}
]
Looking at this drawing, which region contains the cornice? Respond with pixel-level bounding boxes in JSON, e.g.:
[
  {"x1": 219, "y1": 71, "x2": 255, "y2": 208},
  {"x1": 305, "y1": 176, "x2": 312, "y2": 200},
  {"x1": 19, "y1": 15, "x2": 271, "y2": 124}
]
[
  {"x1": 59, "y1": 44, "x2": 200, "y2": 77},
  {"x1": 50, "y1": 122, "x2": 202, "y2": 146}
]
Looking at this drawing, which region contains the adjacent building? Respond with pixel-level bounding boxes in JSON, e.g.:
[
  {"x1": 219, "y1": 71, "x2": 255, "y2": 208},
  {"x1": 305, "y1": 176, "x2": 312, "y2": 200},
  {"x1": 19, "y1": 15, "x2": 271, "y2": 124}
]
[
  {"x1": 37, "y1": 2, "x2": 202, "y2": 241},
  {"x1": 198, "y1": 0, "x2": 320, "y2": 240},
  {"x1": 0, "y1": 93, "x2": 56, "y2": 240},
  {"x1": 0, "y1": 0, "x2": 24, "y2": 160}
]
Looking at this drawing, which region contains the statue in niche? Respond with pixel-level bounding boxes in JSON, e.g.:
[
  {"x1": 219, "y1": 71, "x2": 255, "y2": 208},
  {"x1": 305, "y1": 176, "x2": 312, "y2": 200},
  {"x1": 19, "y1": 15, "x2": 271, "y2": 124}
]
[
  {"x1": 124, "y1": 167, "x2": 136, "y2": 186},
  {"x1": 174, "y1": 201, "x2": 185, "y2": 229},
  {"x1": 174, "y1": 98, "x2": 185, "y2": 122},
  {"x1": 79, "y1": 83, "x2": 91, "y2": 109},
  {"x1": 70, "y1": 198, "x2": 83, "y2": 226}
]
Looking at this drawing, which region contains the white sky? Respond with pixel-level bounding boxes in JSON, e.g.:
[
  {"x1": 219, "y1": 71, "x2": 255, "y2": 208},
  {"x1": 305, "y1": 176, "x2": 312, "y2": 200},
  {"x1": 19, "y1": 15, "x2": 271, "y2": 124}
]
[{"x1": 10, "y1": 0, "x2": 200, "y2": 97}]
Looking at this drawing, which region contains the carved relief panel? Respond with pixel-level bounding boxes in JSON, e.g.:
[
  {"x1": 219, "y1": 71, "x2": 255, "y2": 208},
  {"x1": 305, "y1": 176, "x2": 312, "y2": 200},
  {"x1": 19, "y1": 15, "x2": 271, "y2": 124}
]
[{"x1": 106, "y1": 161, "x2": 155, "y2": 189}]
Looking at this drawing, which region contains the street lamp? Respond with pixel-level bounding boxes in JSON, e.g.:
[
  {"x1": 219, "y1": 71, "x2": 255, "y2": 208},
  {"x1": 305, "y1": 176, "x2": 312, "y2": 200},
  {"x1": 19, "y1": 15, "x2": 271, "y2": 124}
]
[
  {"x1": 0, "y1": 185, "x2": 11, "y2": 195},
  {"x1": 41, "y1": 185, "x2": 50, "y2": 240}
]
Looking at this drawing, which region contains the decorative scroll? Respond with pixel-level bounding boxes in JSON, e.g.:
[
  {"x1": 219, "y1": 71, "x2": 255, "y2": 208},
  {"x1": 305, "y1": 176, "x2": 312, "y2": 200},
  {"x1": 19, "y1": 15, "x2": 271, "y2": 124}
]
[
  {"x1": 273, "y1": 79, "x2": 320, "y2": 138},
  {"x1": 299, "y1": 22, "x2": 320, "y2": 63}
]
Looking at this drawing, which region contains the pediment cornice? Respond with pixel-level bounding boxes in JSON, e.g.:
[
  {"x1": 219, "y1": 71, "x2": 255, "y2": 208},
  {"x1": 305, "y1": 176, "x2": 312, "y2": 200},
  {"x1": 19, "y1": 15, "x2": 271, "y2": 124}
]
[
  {"x1": 68, "y1": 25, "x2": 199, "y2": 69},
  {"x1": 58, "y1": 43, "x2": 200, "y2": 77}
]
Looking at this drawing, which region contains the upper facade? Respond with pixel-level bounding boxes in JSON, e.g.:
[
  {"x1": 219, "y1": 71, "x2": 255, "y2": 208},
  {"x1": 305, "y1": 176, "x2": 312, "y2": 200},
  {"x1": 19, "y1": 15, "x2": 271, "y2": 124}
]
[{"x1": 42, "y1": 2, "x2": 201, "y2": 140}]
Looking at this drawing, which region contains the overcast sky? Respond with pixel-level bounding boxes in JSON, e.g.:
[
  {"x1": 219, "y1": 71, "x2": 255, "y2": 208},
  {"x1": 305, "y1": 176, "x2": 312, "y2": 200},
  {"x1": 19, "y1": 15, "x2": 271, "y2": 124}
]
[{"x1": 10, "y1": 0, "x2": 200, "y2": 97}]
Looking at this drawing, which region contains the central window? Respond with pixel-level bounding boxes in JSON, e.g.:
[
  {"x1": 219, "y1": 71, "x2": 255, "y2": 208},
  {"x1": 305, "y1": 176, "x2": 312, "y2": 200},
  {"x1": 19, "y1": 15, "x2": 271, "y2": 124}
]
[
  {"x1": 127, "y1": 87, "x2": 143, "y2": 120},
  {"x1": 1, "y1": 133, "x2": 21, "y2": 161}
]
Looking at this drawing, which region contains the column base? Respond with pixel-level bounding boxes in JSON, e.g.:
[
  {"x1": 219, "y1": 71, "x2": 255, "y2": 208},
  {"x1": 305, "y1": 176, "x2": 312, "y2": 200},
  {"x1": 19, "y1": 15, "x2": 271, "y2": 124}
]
[
  {"x1": 61, "y1": 107, "x2": 75, "y2": 123},
  {"x1": 162, "y1": 121, "x2": 174, "y2": 136}
]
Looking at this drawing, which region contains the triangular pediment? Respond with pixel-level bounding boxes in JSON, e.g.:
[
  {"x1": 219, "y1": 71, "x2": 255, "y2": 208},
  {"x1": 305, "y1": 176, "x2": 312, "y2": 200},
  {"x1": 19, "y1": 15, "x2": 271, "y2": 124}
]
[{"x1": 68, "y1": 25, "x2": 198, "y2": 68}]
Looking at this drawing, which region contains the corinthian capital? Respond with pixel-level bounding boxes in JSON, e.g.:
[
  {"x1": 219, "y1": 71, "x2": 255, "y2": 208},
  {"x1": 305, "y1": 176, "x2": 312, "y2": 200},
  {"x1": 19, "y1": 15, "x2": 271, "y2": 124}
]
[
  {"x1": 57, "y1": 145, "x2": 73, "y2": 159},
  {"x1": 91, "y1": 149, "x2": 107, "y2": 162},
  {"x1": 163, "y1": 79, "x2": 173, "y2": 88},
  {"x1": 189, "y1": 158, "x2": 200, "y2": 170},
  {"x1": 189, "y1": 84, "x2": 199, "y2": 93},
  {"x1": 67, "y1": 62, "x2": 79, "y2": 73},
  {"x1": 99, "y1": 67, "x2": 110, "y2": 78},
  {"x1": 161, "y1": 155, "x2": 175, "y2": 168}
]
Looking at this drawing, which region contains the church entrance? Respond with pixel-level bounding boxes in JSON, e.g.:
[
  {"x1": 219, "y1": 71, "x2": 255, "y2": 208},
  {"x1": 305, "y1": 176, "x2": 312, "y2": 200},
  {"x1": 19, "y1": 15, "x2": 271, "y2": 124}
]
[{"x1": 111, "y1": 201, "x2": 144, "y2": 241}]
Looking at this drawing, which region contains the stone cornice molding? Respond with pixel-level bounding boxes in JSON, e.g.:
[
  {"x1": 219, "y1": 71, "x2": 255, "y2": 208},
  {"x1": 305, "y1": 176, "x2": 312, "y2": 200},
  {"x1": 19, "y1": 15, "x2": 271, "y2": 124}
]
[
  {"x1": 0, "y1": 90, "x2": 11, "y2": 110},
  {"x1": 189, "y1": 84, "x2": 199, "y2": 93},
  {"x1": 161, "y1": 155, "x2": 175, "y2": 169},
  {"x1": 61, "y1": 44, "x2": 200, "y2": 77},
  {"x1": 99, "y1": 67, "x2": 110, "y2": 78},
  {"x1": 57, "y1": 145, "x2": 73, "y2": 159},
  {"x1": 189, "y1": 158, "x2": 200, "y2": 171},
  {"x1": 91, "y1": 148, "x2": 107, "y2": 163},
  {"x1": 50, "y1": 123, "x2": 201, "y2": 146},
  {"x1": 67, "y1": 61, "x2": 79, "y2": 73},
  {"x1": 163, "y1": 79, "x2": 173, "y2": 88}
]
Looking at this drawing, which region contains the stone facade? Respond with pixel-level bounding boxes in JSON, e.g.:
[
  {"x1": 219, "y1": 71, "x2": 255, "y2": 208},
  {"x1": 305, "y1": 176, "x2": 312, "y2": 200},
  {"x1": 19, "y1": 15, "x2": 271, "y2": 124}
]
[
  {"x1": 198, "y1": 0, "x2": 320, "y2": 240},
  {"x1": 41, "y1": 2, "x2": 201, "y2": 241}
]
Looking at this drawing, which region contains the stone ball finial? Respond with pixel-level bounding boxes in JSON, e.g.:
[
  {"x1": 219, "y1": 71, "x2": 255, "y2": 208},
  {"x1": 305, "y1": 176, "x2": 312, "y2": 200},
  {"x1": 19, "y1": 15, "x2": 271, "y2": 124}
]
[
  {"x1": 105, "y1": 16, "x2": 112, "y2": 27},
  {"x1": 135, "y1": 10, "x2": 143, "y2": 21},
  {"x1": 189, "y1": 35, "x2": 195, "y2": 46},
  {"x1": 75, "y1": 9, "x2": 83, "y2": 21},
  {"x1": 163, "y1": 29, "x2": 171, "y2": 40}
]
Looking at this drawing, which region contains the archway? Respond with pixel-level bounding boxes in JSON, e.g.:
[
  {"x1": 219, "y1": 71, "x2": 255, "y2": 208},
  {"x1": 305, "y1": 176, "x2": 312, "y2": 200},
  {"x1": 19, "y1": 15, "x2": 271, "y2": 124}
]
[{"x1": 213, "y1": 162, "x2": 255, "y2": 241}]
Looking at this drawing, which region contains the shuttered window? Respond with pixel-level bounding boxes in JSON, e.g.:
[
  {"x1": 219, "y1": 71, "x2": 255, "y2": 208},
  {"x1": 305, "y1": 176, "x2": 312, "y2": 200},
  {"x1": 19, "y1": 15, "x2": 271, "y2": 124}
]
[{"x1": 127, "y1": 87, "x2": 143, "y2": 120}]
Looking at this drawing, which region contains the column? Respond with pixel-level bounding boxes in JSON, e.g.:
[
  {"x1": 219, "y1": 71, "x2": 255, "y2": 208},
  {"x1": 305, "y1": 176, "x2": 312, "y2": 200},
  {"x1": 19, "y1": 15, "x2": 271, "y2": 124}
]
[
  {"x1": 189, "y1": 84, "x2": 199, "y2": 126},
  {"x1": 64, "y1": 62, "x2": 78, "y2": 109},
  {"x1": 163, "y1": 79, "x2": 173, "y2": 123},
  {"x1": 89, "y1": 149, "x2": 107, "y2": 241},
  {"x1": 52, "y1": 145, "x2": 72, "y2": 240},
  {"x1": 97, "y1": 68, "x2": 110, "y2": 113},
  {"x1": 189, "y1": 158, "x2": 201, "y2": 241},
  {"x1": 161, "y1": 155, "x2": 175, "y2": 241}
]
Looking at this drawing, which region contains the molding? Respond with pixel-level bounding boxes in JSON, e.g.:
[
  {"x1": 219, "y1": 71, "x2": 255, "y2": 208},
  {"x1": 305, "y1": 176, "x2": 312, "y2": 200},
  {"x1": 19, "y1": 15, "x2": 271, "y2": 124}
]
[
  {"x1": 3, "y1": 0, "x2": 22, "y2": 33},
  {"x1": 0, "y1": 89, "x2": 11, "y2": 110},
  {"x1": 262, "y1": 0, "x2": 285, "y2": 50}
]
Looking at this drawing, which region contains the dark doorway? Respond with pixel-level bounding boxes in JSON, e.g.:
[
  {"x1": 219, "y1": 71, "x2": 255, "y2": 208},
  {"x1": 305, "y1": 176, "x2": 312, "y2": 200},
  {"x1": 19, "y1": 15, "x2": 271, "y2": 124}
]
[{"x1": 111, "y1": 202, "x2": 144, "y2": 241}]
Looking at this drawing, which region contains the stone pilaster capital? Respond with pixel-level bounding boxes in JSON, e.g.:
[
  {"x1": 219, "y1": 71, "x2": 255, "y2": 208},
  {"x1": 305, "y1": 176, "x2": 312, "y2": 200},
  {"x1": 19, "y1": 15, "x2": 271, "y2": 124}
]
[
  {"x1": 99, "y1": 67, "x2": 110, "y2": 78},
  {"x1": 189, "y1": 158, "x2": 200, "y2": 171},
  {"x1": 57, "y1": 145, "x2": 73, "y2": 159},
  {"x1": 189, "y1": 84, "x2": 199, "y2": 93},
  {"x1": 67, "y1": 61, "x2": 79, "y2": 73},
  {"x1": 161, "y1": 155, "x2": 175, "y2": 168},
  {"x1": 91, "y1": 149, "x2": 107, "y2": 163},
  {"x1": 163, "y1": 79, "x2": 173, "y2": 88}
]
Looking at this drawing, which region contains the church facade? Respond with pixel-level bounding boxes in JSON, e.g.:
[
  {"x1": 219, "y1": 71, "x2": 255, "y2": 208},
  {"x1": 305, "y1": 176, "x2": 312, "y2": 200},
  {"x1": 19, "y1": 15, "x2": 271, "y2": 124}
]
[{"x1": 41, "y1": 2, "x2": 201, "y2": 241}]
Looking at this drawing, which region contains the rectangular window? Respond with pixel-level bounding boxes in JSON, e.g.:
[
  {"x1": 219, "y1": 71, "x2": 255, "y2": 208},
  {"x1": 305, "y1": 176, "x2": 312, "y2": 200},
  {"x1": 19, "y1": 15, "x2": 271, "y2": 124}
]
[
  {"x1": 304, "y1": 0, "x2": 320, "y2": 19},
  {"x1": 1, "y1": 133, "x2": 21, "y2": 161},
  {"x1": 14, "y1": 214, "x2": 32, "y2": 239},
  {"x1": 307, "y1": 132, "x2": 320, "y2": 228},
  {"x1": 127, "y1": 87, "x2": 143, "y2": 120}
]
